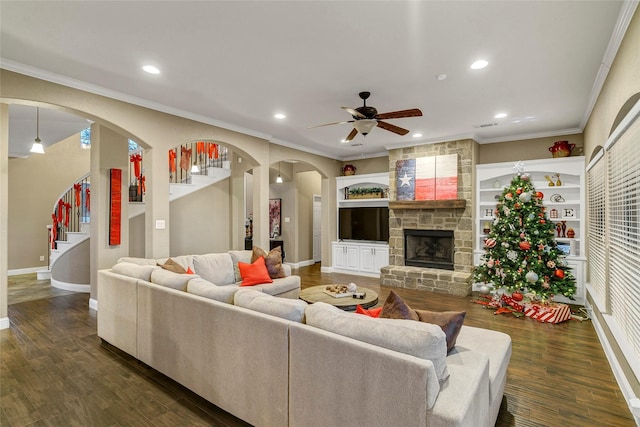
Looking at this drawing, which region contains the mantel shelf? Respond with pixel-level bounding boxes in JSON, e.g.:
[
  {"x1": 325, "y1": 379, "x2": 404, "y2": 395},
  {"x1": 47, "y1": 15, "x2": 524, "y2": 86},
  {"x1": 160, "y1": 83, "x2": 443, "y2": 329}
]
[{"x1": 389, "y1": 200, "x2": 467, "y2": 210}]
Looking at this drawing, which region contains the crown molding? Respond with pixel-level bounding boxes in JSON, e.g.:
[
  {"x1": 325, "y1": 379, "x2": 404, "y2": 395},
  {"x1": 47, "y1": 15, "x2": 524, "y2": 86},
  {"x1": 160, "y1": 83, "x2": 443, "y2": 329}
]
[{"x1": 476, "y1": 127, "x2": 583, "y2": 144}]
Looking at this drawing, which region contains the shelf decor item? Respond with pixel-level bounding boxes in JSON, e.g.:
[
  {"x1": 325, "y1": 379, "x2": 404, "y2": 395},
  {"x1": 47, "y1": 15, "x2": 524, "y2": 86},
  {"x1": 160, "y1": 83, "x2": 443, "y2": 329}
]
[
  {"x1": 348, "y1": 187, "x2": 384, "y2": 199},
  {"x1": 342, "y1": 164, "x2": 356, "y2": 176},
  {"x1": 548, "y1": 141, "x2": 576, "y2": 158}
]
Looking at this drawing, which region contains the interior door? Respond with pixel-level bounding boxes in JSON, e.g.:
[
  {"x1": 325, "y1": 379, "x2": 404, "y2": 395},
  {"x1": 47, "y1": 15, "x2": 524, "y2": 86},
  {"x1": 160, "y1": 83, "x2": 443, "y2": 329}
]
[{"x1": 313, "y1": 195, "x2": 321, "y2": 263}]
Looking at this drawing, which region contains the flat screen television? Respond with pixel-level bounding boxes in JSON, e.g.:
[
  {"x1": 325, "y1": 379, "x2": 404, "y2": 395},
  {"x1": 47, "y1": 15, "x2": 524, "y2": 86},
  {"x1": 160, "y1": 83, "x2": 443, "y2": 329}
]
[{"x1": 339, "y1": 207, "x2": 389, "y2": 242}]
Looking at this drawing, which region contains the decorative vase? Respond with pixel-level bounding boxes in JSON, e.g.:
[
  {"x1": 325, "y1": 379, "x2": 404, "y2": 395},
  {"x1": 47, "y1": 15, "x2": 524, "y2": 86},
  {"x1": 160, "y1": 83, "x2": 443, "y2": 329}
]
[
  {"x1": 549, "y1": 141, "x2": 576, "y2": 158},
  {"x1": 342, "y1": 164, "x2": 356, "y2": 176}
]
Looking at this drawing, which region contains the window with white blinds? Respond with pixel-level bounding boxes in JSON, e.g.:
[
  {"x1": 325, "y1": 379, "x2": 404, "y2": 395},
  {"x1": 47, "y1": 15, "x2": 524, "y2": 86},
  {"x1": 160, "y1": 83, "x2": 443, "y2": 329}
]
[
  {"x1": 587, "y1": 156, "x2": 607, "y2": 310},
  {"x1": 590, "y1": 101, "x2": 640, "y2": 366}
]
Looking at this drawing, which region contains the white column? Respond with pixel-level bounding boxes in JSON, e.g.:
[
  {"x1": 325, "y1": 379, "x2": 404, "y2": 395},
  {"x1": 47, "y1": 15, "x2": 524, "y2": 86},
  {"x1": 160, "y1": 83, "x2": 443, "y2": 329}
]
[{"x1": 0, "y1": 104, "x2": 9, "y2": 328}]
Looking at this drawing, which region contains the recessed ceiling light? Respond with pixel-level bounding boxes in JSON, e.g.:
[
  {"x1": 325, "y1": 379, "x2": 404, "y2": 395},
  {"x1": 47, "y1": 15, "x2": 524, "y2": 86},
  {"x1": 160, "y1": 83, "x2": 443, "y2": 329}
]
[
  {"x1": 436, "y1": 74, "x2": 447, "y2": 81},
  {"x1": 143, "y1": 65, "x2": 160, "y2": 74},
  {"x1": 494, "y1": 113, "x2": 507, "y2": 119},
  {"x1": 470, "y1": 59, "x2": 488, "y2": 70},
  {"x1": 274, "y1": 113, "x2": 286, "y2": 120},
  {"x1": 513, "y1": 120, "x2": 521, "y2": 123},
  {"x1": 413, "y1": 133, "x2": 423, "y2": 138}
]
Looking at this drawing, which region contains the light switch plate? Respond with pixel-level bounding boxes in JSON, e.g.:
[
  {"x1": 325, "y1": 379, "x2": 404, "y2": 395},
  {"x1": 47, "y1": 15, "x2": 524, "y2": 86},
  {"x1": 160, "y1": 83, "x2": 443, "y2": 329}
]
[{"x1": 155, "y1": 220, "x2": 166, "y2": 230}]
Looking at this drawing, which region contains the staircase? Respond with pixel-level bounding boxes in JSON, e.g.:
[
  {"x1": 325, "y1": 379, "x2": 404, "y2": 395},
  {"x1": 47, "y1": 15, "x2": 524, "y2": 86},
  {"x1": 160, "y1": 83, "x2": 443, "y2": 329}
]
[{"x1": 40, "y1": 146, "x2": 231, "y2": 292}]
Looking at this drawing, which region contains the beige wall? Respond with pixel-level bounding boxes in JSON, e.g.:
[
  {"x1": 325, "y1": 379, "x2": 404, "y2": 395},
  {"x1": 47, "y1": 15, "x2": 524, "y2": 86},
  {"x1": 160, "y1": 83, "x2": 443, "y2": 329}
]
[
  {"x1": 8, "y1": 133, "x2": 90, "y2": 270},
  {"x1": 478, "y1": 133, "x2": 584, "y2": 164},
  {"x1": 582, "y1": 7, "x2": 640, "y2": 397},
  {"x1": 169, "y1": 180, "x2": 231, "y2": 256},
  {"x1": 341, "y1": 156, "x2": 389, "y2": 175}
]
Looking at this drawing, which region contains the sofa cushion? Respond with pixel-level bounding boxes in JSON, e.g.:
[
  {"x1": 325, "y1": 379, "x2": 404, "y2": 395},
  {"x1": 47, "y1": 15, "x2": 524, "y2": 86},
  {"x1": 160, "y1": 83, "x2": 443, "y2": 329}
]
[
  {"x1": 252, "y1": 246, "x2": 286, "y2": 279},
  {"x1": 381, "y1": 290, "x2": 465, "y2": 353},
  {"x1": 229, "y1": 250, "x2": 252, "y2": 282},
  {"x1": 305, "y1": 302, "x2": 449, "y2": 382},
  {"x1": 254, "y1": 276, "x2": 300, "y2": 297},
  {"x1": 355, "y1": 305, "x2": 382, "y2": 318},
  {"x1": 415, "y1": 309, "x2": 466, "y2": 353},
  {"x1": 157, "y1": 258, "x2": 187, "y2": 274},
  {"x1": 234, "y1": 288, "x2": 307, "y2": 322},
  {"x1": 380, "y1": 290, "x2": 419, "y2": 320},
  {"x1": 239, "y1": 257, "x2": 273, "y2": 287},
  {"x1": 192, "y1": 253, "x2": 235, "y2": 285},
  {"x1": 187, "y1": 277, "x2": 239, "y2": 304},
  {"x1": 111, "y1": 262, "x2": 159, "y2": 281},
  {"x1": 150, "y1": 268, "x2": 195, "y2": 291},
  {"x1": 117, "y1": 257, "x2": 156, "y2": 266}
]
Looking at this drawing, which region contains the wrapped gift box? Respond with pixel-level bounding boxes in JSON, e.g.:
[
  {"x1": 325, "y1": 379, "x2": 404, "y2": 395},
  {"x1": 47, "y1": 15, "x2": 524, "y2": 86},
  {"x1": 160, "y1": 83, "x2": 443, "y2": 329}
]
[{"x1": 524, "y1": 302, "x2": 571, "y2": 324}]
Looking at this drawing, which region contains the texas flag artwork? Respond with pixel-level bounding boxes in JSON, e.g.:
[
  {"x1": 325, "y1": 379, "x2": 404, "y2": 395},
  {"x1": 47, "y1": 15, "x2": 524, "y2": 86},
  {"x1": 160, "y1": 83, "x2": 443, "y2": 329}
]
[{"x1": 396, "y1": 154, "x2": 458, "y2": 201}]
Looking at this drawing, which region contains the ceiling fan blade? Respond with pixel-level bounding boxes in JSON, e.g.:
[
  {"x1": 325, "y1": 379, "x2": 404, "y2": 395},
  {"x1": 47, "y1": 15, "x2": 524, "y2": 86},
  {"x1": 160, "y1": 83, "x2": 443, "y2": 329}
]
[
  {"x1": 308, "y1": 120, "x2": 354, "y2": 129},
  {"x1": 375, "y1": 109, "x2": 423, "y2": 120},
  {"x1": 341, "y1": 107, "x2": 366, "y2": 119},
  {"x1": 377, "y1": 120, "x2": 410, "y2": 136},
  {"x1": 344, "y1": 128, "x2": 358, "y2": 142}
]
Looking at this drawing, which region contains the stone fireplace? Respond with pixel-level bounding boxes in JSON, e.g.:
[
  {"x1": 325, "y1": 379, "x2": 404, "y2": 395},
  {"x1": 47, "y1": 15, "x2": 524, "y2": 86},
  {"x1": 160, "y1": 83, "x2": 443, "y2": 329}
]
[{"x1": 380, "y1": 139, "x2": 475, "y2": 297}]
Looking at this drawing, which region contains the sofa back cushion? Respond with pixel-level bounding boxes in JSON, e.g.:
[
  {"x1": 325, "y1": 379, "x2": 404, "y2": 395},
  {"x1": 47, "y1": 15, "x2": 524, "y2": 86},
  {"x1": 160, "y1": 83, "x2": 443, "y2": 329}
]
[
  {"x1": 305, "y1": 302, "x2": 449, "y2": 382},
  {"x1": 112, "y1": 262, "x2": 160, "y2": 282},
  {"x1": 229, "y1": 250, "x2": 252, "y2": 282},
  {"x1": 192, "y1": 253, "x2": 235, "y2": 285},
  {"x1": 150, "y1": 269, "x2": 196, "y2": 291},
  {"x1": 117, "y1": 257, "x2": 157, "y2": 266},
  {"x1": 234, "y1": 288, "x2": 307, "y2": 322},
  {"x1": 187, "y1": 277, "x2": 238, "y2": 304}
]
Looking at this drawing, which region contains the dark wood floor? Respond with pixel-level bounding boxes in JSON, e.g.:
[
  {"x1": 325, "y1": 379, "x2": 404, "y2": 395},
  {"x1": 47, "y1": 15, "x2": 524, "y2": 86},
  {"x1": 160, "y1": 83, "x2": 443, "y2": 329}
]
[{"x1": 1, "y1": 265, "x2": 635, "y2": 426}]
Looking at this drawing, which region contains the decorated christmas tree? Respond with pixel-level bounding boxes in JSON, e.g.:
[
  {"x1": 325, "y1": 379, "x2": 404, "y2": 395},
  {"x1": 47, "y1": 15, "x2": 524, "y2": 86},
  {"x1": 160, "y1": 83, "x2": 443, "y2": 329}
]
[{"x1": 473, "y1": 163, "x2": 576, "y2": 302}]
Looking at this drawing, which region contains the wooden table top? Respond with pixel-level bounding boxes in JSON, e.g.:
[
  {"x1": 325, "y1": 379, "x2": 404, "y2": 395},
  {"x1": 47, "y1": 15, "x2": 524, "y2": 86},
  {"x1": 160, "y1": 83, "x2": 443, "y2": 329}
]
[{"x1": 299, "y1": 285, "x2": 378, "y2": 311}]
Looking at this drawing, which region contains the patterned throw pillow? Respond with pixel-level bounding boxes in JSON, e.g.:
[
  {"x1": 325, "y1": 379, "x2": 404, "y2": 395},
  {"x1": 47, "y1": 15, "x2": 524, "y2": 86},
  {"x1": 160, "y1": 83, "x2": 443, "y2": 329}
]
[
  {"x1": 380, "y1": 290, "x2": 465, "y2": 352},
  {"x1": 251, "y1": 246, "x2": 286, "y2": 279},
  {"x1": 157, "y1": 258, "x2": 187, "y2": 274}
]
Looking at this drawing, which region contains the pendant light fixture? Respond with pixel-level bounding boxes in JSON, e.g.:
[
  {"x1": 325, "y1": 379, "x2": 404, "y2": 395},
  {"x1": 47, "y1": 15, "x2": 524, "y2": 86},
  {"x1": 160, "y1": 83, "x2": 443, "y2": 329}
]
[
  {"x1": 276, "y1": 161, "x2": 283, "y2": 183},
  {"x1": 30, "y1": 107, "x2": 45, "y2": 154}
]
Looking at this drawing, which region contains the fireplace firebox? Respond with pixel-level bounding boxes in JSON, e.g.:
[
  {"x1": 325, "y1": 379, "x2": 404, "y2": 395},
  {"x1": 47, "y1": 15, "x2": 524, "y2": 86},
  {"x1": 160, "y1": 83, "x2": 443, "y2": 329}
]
[{"x1": 404, "y1": 229, "x2": 454, "y2": 270}]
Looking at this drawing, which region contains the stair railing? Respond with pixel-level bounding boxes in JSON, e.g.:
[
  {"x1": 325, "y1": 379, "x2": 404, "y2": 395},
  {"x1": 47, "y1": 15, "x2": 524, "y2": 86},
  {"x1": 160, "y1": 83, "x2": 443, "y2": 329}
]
[
  {"x1": 50, "y1": 173, "x2": 90, "y2": 250},
  {"x1": 169, "y1": 142, "x2": 228, "y2": 184}
]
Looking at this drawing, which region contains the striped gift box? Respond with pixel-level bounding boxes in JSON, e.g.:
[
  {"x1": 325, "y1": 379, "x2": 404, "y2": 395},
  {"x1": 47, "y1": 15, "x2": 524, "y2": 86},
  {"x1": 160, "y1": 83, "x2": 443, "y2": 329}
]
[{"x1": 524, "y1": 302, "x2": 571, "y2": 324}]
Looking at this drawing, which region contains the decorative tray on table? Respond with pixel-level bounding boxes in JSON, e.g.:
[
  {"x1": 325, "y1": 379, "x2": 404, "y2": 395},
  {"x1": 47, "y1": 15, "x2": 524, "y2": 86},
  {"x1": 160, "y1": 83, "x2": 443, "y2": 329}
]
[{"x1": 323, "y1": 285, "x2": 353, "y2": 298}]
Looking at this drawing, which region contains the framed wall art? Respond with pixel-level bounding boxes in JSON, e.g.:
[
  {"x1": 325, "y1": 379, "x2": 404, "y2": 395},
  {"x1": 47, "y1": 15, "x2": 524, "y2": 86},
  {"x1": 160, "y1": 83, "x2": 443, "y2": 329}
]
[{"x1": 269, "y1": 198, "x2": 281, "y2": 238}]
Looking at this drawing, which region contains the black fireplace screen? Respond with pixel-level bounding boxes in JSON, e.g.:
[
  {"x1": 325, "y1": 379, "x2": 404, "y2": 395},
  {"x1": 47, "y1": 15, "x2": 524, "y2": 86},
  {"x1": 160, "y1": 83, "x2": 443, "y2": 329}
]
[{"x1": 404, "y1": 229, "x2": 454, "y2": 270}]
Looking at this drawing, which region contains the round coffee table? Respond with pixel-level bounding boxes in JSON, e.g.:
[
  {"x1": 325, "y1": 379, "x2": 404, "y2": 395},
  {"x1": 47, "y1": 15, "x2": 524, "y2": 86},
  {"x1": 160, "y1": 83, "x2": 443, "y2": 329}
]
[{"x1": 299, "y1": 285, "x2": 378, "y2": 311}]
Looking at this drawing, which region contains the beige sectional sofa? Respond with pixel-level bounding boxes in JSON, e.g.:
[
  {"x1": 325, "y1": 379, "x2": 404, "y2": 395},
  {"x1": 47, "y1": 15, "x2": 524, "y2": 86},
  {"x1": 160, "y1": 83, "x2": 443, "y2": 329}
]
[{"x1": 97, "y1": 250, "x2": 511, "y2": 427}]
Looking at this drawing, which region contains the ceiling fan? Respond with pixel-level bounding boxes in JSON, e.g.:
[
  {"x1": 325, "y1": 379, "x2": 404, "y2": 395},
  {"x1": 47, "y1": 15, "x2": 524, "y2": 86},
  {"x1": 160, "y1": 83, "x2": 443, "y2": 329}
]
[{"x1": 311, "y1": 91, "x2": 422, "y2": 142}]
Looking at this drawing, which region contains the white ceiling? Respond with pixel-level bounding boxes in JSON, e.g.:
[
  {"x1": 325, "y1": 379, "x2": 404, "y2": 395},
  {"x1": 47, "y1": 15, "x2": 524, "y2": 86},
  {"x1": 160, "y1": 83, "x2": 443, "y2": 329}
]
[{"x1": 0, "y1": 1, "x2": 634, "y2": 160}]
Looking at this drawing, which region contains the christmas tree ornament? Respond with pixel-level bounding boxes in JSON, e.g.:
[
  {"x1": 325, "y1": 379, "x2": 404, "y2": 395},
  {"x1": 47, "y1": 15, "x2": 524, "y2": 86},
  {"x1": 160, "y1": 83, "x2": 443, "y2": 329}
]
[
  {"x1": 516, "y1": 188, "x2": 523, "y2": 195},
  {"x1": 484, "y1": 238, "x2": 497, "y2": 248},
  {"x1": 547, "y1": 260, "x2": 556, "y2": 268},
  {"x1": 519, "y1": 241, "x2": 531, "y2": 250},
  {"x1": 554, "y1": 269, "x2": 565, "y2": 279},
  {"x1": 505, "y1": 193, "x2": 513, "y2": 200},
  {"x1": 512, "y1": 291, "x2": 524, "y2": 301},
  {"x1": 479, "y1": 284, "x2": 491, "y2": 294},
  {"x1": 526, "y1": 271, "x2": 539, "y2": 282},
  {"x1": 536, "y1": 191, "x2": 544, "y2": 199}
]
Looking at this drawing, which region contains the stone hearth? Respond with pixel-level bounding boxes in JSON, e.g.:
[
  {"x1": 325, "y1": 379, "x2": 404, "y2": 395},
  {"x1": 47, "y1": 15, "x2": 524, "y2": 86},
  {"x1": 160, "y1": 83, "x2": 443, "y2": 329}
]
[{"x1": 380, "y1": 139, "x2": 475, "y2": 297}]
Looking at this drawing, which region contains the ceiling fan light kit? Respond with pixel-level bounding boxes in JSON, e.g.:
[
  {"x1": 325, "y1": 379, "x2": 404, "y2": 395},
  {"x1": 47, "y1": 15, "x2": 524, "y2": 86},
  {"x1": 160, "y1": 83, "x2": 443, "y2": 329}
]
[{"x1": 312, "y1": 91, "x2": 422, "y2": 143}]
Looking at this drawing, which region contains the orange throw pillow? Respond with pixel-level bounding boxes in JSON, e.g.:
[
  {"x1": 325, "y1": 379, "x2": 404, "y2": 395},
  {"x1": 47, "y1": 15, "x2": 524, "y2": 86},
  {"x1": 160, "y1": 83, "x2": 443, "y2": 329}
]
[
  {"x1": 238, "y1": 257, "x2": 274, "y2": 287},
  {"x1": 186, "y1": 267, "x2": 195, "y2": 274},
  {"x1": 355, "y1": 305, "x2": 382, "y2": 318}
]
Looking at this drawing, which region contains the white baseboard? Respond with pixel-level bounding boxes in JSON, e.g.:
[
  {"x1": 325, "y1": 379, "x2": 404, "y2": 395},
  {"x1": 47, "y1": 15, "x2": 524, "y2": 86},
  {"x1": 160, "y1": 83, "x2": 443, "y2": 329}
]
[
  {"x1": 0, "y1": 317, "x2": 9, "y2": 330},
  {"x1": 8, "y1": 266, "x2": 48, "y2": 276},
  {"x1": 585, "y1": 293, "x2": 640, "y2": 425},
  {"x1": 320, "y1": 266, "x2": 333, "y2": 273},
  {"x1": 89, "y1": 298, "x2": 98, "y2": 311},
  {"x1": 331, "y1": 268, "x2": 381, "y2": 278},
  {"x1": 51, "y1": 278, "x2": 90, "y2": 293},
  {"x1": 285, "y1": 259, "x2": 315, "y2": 269}
]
